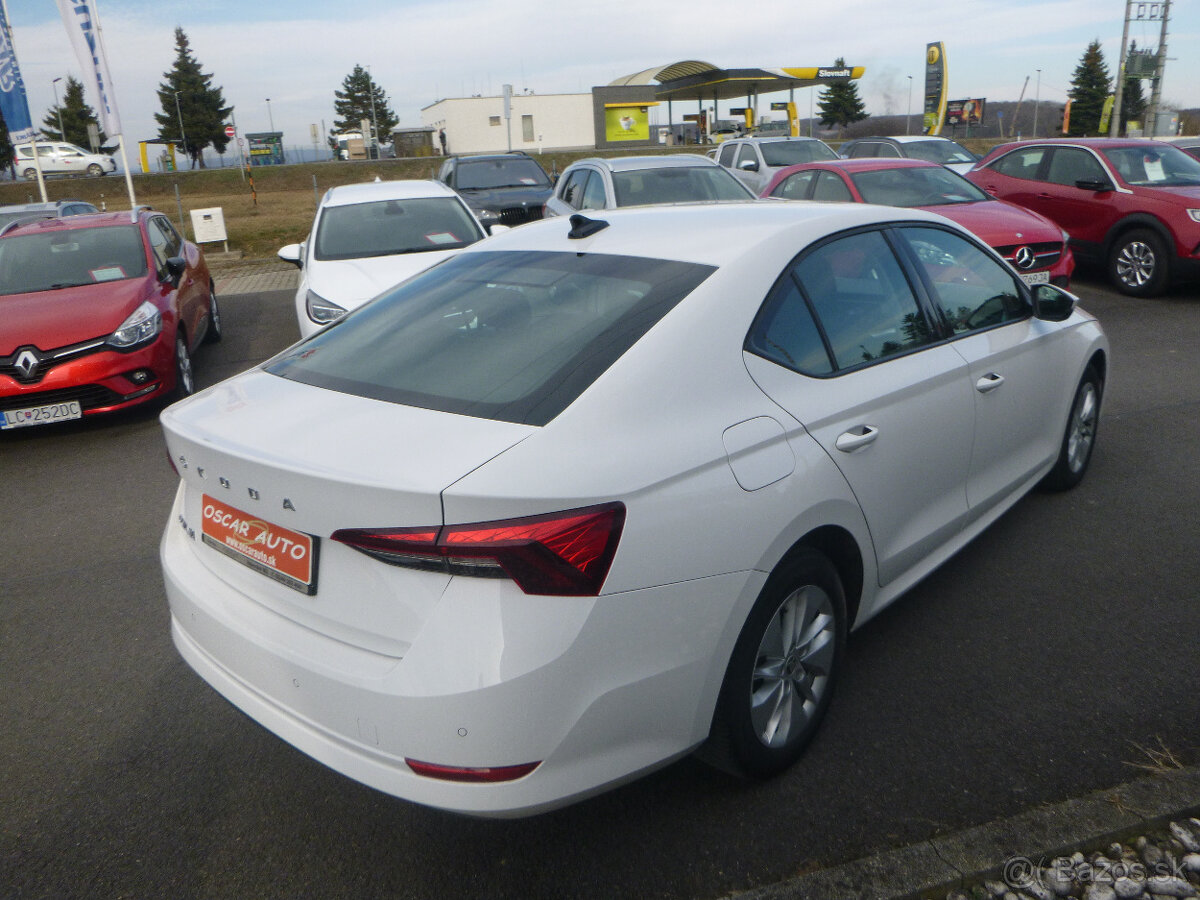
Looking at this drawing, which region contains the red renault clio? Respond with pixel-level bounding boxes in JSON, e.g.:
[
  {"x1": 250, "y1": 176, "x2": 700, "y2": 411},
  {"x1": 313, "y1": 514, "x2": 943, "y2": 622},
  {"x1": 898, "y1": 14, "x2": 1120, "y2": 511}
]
[{"x1": 0, "y1": 208, "x2": 219, "y2": 430}]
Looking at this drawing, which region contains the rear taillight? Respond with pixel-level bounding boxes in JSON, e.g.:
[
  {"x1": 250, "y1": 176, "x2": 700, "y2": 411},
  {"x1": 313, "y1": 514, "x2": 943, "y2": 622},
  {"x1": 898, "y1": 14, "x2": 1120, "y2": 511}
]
[{"x1": 331, "y1": 502, "x2": 625, "y2": 596}]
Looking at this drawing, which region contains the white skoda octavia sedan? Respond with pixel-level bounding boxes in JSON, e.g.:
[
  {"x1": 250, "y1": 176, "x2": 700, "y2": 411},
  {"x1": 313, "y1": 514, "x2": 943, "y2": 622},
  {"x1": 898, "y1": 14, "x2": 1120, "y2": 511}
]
[{"x1": 161, "y1": 202, "x2": 1107, "y2": 817}]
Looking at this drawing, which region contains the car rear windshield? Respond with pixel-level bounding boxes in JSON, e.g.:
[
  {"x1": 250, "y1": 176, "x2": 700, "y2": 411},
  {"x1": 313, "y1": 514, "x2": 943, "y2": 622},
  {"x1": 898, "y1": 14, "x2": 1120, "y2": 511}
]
[
  {"x1": 850, "y1": 166, "x2": 989, "y2": 207},
  {"x1": 612, "y1": 166, "x2": 752, "y2": 206},
  {"x1": 1100, "y1": 145, "x2": 1200, "y2": 187},
  {"x1": 902, "y1": 140, "x2": 977, "y2": 165},
  {"x1": 314, "y1": 197, "x2": 485, "y2": 261},
  {"x1": 760, "y1": 141, "x2": 839, "y2": 166},
  {"x1": 454, "y1": 158, "x2": 551, "y2": 190},
  {"x1": 0, "y1": 225, "x2": 147, "y2": 295},
  {"x1": 265, "y1": 250, "x2": 714, "y2": 426}
]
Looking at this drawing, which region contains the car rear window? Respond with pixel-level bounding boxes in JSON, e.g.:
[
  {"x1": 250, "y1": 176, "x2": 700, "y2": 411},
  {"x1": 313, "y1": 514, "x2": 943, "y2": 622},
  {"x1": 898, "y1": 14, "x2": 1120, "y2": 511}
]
[
  {"x1": 611, "y1": 166, "x2": 752, "y2": 206},
  {"x1": 759, "y1": 141, "x2": 839, "y2": 166},
  {"x1": 0, "y1": 225, "x2": 147, "y2": 295},
  {"x1": 314, "y1": 197, "x2": 485, "y2": 260},
  {"x1": 454, "y1": 158, "x2": 551, "y2": 190},
  {"x1": 266, "y1": 250, "x2": 715, "y2": 425}
]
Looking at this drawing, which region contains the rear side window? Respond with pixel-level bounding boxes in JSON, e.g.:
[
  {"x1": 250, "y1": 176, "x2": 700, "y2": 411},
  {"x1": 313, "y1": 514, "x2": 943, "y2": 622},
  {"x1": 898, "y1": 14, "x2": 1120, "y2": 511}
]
[
  {"x1": 770, "y1": 170, "x2": 817, "y2": 200},
  {"x1": 793, "y1": 230, "x2": 934, "y2": 370},
  {"x1": 989, "y1": 147, "x2": 1047, "y2": 181},
  {"x1": 812, "y1": 172, "x2": 853, "y2": 202},
  {"x1": 1045, "y1": 148, "x2": 1106, "y2": 187},
  {"x1": 266, "y1": 251, "x2": 714, "y2": 425}
]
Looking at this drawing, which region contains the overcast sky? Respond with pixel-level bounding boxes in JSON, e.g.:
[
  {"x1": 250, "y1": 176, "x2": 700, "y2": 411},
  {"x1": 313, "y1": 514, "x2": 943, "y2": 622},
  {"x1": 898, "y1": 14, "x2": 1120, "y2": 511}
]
[{"x1": 8, "y1": 0, "x2": 1199, "y2": 155}]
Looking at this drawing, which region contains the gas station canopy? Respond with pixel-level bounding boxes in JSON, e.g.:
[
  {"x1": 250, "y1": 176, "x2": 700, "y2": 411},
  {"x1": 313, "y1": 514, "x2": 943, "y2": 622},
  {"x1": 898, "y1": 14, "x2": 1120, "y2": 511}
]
[{"x1": 610, "y1": 60, "x2": 865, "y2": 103}]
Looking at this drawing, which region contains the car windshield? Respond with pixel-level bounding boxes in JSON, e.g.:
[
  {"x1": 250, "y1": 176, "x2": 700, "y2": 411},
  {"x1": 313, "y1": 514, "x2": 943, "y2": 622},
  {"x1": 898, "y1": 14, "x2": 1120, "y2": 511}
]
[
  {"x1": 851, "y1": 166, "x2": 989, "y2": 207},
  {"x1": 266, "y1": 250, "x2": 714, "y2": 426},
  {"x1": 760, "y1": 141, "x2": 839, "y2": 166},
  {"x1": 314, "y1": 197, "x2": 485, "y2": 261},
  {"x1": 611, "y1": 166, "x2": 753, "y2": 206},
  {"x1": 455, "y1": 158, "x2": 551, "y2": 190},
  {"x1": 1100, "y1": 145, "x2": 1200, "y2": 187},
  {"x1": 902, "y1": 140, "x2": 977, "y2": 165},
  {"x1": 0, "y1": 225, "x2": 147, "y2": 295}
]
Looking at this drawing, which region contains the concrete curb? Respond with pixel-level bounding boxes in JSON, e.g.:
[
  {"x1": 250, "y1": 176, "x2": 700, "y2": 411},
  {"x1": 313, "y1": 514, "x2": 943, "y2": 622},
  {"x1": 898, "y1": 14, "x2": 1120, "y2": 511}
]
[{"x1": 730, "y1": 765, "x2": 1200, "y2": 900}]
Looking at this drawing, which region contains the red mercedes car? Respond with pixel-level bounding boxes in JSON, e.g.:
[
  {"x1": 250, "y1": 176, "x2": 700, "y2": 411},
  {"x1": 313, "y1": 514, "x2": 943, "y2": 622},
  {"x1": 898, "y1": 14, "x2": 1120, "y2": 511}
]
[
  {"x1": 0, "y1": 208, "x2": 219, "y2": 430},
  {"x1": 761, "y1": 158, "x2": 1075, "y2": 288}
]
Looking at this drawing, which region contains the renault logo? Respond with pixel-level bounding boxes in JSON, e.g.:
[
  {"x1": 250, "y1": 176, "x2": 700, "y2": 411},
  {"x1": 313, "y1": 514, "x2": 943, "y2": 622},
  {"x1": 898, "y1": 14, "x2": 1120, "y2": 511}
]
[
  {"x1": 14, "y1": 349, "x2": 39, "y2": 380},
  {"x1": 1013, "y1": 246, "x2": 1037, "y2": 270}
]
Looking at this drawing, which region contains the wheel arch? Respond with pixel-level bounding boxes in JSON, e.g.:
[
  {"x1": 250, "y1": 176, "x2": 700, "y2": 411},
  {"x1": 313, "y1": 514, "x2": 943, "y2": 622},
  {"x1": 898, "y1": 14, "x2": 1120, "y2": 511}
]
[
  {"x1": 778, "y1": 524, "x2": 865, "y2": 628},
  {"x1": 1103, "y1": 213, "x2": 1177, "y2": 257}
]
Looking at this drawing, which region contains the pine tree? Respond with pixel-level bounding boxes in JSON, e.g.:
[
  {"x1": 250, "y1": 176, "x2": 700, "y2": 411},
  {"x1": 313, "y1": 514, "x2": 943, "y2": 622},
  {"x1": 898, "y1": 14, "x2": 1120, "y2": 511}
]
[
  {"x1": 816, "y1": 59, "x2": 868, "y2": 137},
  {"x1": 41, "y1": 76, "x2": 99, "y2": 148},
  {"x1": 0, "y1": 112, "x2": 14, "y2": 180},
  {"x1": 1067, "y1": 39, "x2": 1111, "y2": 136},
  {"x1": 1120, "y1": 42, "x2": 1147, "y2": 134},
  {"x1": 332, "y1": 65, "x2": 398, "y2": 154},
  {"x1": 154, "y1": 28, "x2": 232, "y2": 169}
]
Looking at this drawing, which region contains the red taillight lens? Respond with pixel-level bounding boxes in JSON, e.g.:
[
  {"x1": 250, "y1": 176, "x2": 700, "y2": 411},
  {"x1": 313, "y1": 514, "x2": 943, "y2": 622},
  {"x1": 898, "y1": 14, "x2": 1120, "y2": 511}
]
[
  {"x1": 331, "y1": 502, "x2": 625, "y2": 596},
  {"x1": 405, "y1": 758, "x2": 540, "y2": 783}
]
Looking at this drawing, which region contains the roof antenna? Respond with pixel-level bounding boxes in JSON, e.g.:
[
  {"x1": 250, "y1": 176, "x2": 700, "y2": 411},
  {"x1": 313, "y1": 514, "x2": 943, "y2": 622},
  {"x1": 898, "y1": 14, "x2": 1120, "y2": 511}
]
[{"x1": 568, "y1": 214, "x2": 608, "y2": 239}]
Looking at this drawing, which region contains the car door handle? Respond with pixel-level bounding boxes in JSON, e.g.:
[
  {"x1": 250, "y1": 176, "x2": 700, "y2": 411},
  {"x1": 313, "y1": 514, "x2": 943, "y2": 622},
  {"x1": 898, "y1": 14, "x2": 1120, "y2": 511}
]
[
  {"x1": 976, "y1": 372, "x2": 1005, "y2": 393},
  {"x1": 835, "y1": 425, "x2": 879, "y2": 452}
]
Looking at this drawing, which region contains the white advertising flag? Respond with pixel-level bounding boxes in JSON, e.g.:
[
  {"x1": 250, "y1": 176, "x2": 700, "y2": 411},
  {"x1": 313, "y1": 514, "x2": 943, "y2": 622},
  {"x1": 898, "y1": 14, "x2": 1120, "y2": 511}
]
[{"x1": 56, "y1": 0, "x2": 121, "y2": 137}]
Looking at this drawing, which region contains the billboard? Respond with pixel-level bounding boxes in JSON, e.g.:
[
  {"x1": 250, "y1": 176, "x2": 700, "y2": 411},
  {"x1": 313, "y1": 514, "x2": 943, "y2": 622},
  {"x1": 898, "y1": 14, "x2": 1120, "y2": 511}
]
[
  {"x1": 604, "y1": 105, "x2": 650, "y2": 142},
  {"x1": 923, "y1": 42, "x2": 947, "y2": 136},
  {"x1": 945, "y1": 98, "x2": 985, "y2": 126}
]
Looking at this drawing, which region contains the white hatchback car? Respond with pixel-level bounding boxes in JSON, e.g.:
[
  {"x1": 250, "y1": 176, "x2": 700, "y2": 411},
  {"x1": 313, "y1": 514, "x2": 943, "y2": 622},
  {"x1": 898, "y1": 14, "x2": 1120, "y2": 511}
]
[
  {"x1": 13, "y1": 141, "x2": 116, "y2": 179},
  {"x1": 543, "y1": 155, "x2": 753, "y2": 217},
  {"x1": 278, "y1": 179, "x2": 489, "y2": 337},
  {"x1": 161, "y1": 202, "x2": 1107, "y2": 817}
]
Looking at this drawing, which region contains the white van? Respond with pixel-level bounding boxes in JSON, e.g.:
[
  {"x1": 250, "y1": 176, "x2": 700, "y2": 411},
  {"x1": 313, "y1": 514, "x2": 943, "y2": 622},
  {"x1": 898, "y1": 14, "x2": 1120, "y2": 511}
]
[{"x1": 13, "y1": 142, "x2": 116, "y2": 179}]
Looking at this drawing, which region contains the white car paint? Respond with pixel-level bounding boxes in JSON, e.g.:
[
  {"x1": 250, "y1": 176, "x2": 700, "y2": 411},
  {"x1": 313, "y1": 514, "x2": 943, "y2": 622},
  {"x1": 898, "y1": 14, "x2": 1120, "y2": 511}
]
[
  {"x1": 279, "y1": 179, "x2": 488, "y2": 338},
  {"x1": 162, "y1": 202, "x2": 1107, "y2": 817}
]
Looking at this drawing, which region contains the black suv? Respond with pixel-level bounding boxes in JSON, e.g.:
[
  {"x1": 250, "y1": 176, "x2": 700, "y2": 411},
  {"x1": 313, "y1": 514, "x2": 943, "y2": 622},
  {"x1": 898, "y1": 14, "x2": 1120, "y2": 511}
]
[{"x1": 437, "y1": 152, "x2": 553, "y2": 229}]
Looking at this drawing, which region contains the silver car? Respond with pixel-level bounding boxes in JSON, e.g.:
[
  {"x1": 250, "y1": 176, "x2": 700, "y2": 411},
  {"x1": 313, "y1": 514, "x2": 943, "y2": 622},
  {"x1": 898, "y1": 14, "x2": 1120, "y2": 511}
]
[
  {"x1": 715, "y1": 136, "x2": 840, "y2": 193},
  {"x1": 543, "y1": 155, "x2": 754, "y2": 216}
]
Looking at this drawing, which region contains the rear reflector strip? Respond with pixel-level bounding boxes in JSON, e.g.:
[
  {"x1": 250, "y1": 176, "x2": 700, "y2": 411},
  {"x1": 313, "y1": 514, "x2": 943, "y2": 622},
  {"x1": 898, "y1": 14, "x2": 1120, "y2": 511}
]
[{"x1": 405, "y1": 759, "x2": 541, "y2": 783}]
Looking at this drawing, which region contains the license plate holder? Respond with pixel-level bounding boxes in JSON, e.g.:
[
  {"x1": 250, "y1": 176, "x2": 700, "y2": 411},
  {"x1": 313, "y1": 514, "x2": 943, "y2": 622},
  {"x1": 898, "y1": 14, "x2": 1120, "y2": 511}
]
[
  {"x1": 1019, "y1": 271, "x2": 1050, "y2": 286},
  {"x1": 200, "y1": 495, "x2": 319, "y2": 595},
  {"x1": 1, "y1": 400, "x2": 82, "y2": 430}
]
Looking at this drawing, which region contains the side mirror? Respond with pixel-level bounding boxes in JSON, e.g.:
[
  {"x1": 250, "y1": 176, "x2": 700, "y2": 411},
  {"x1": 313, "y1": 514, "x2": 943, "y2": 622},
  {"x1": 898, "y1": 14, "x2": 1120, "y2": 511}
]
[
  {"x1": 164, "y1": 256, "x2": 186, "y2": 288},
  {"x1": 487, "y1": 224, "x2": 511, "y2": 236},
  {"x1": 1075, "y1": 178, "x2": 1114, "y2": 192},
  {"x1": 1032, "y1": 283, "x2": 1077, "y2": 322},
  {"x1": 738, "y1": 159, "x2": 759, "y2": 172},
  {"x1": 277, "y1": 243, "x2": 304, "y2": 269}
]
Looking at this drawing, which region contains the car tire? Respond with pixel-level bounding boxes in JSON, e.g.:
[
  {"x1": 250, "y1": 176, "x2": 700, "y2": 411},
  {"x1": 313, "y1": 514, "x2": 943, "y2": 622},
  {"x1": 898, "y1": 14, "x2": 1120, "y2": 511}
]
[
  {"x1": 703, "y1": 548, "x2": 846, "y2": 778},
  {"x1": 202, "y1": 283, "x2": 222, "y2": 344},
  {"x1": 1108, "y1": 228, "x2": 1170, "y2": 297},
  {"x1": 86, "y1": 163, "x2": 104, "y2": 177},
  {"x1": 172, "y1": 330, "x2": 195, "y2": 400},
  {"x1": 1040, "y1": 364, "x2": 1102, "y2": 492},
  {"x1": 22, "y1": 167, "x2": 38, "y2": 181}
]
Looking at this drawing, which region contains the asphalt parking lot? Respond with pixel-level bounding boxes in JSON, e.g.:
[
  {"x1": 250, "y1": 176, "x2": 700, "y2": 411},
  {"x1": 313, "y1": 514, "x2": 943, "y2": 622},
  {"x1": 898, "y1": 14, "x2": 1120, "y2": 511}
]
[{"x1": 2, "y1": 271, "x2": 1198, "y2": 899}]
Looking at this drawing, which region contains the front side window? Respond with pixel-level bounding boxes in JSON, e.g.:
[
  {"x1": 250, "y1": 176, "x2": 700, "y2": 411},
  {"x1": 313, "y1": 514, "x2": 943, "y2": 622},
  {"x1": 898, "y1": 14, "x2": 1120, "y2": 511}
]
[
  {"x1": 898, "y1": 226, "x2": 1029, "y2": 333},
  {"x1": 313, "y1": 197, "x2": 485, "y2": 260},
  {"x1": 736, "y1": 143, "x2": 759, "y2": 169},
  {"x1": 580, "y1": 171, "x2": 608, "y2": 209},
  {"x1": 1045, "y1": 148, "x2": 1107, "y2": 187},
  {"x1": 558, "y1": 170, "x2": 589, "y2": 209},
  {"x1": 266, "y1": 251, "x2": 715, "y2": 426},
  {"x1": 791, "y1": 229, "x2": 935, "y2": 370}
]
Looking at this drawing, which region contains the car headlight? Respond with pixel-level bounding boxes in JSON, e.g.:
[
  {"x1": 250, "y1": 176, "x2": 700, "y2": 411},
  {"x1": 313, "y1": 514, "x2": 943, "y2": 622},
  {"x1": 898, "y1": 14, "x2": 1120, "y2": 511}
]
[
  {"x1": 474, "y1": 208, "x2": 499, "y2": 221},
  {"x1": 1187, "y1": 209, "x2": 1200, "y2": 223},
  {"x1": 108, "y1": 300, "x2": 162, "y2": 348},
  {"x1": 306, "y1": 289, "x2": 347, "y2": 325}
]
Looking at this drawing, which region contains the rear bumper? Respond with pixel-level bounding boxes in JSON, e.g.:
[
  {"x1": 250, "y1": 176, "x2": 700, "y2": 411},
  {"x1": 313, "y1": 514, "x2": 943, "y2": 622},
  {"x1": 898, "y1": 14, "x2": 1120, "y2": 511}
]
[{"x1": 160, "y1": 489, "x2": 756, "y2": 816}]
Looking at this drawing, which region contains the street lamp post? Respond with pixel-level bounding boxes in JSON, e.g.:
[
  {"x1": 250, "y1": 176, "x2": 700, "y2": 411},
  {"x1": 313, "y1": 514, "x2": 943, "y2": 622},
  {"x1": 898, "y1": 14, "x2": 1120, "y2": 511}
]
[
  {"x1": 1032, "y1": 69, "x2": 1042, "y2": 137},
  {"x1": 906, "y1": 75, "x2": 913, "y2": 135},
  {"x1": 266, "y1": 98, "x2": 275, "y2": 133},
  {"x1": 367, "y1": 66, "x2": 380, "y2": 159},
  {"x1": 173, "y1": 90, "x2": 187, "y2": 165},
  {"x1": 52, "y1": 77, "x2": 65, "y2": 141}
]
